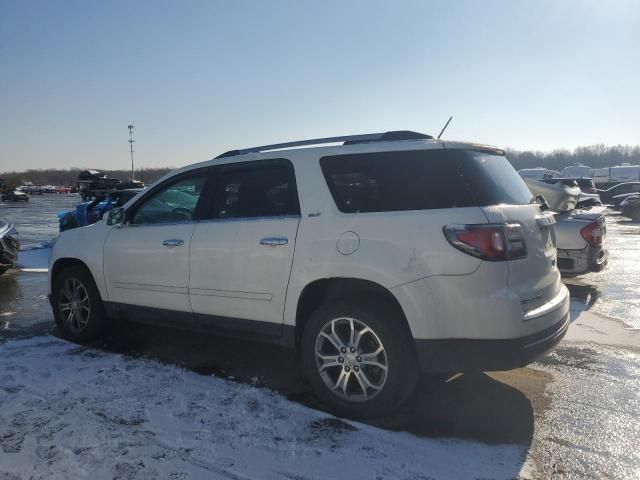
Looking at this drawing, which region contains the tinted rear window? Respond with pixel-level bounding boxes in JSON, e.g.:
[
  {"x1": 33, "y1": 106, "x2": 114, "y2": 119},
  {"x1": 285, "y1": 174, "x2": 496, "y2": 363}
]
[
  {"x1": 320, "y1": 149, "x2": 532, "y2": 213},
  {"x1": 451, "y1": 150, "x2": 533, "y2": 206},
  {"x1": 320, "y1": 150, "x2": 476, "y2": 213}
]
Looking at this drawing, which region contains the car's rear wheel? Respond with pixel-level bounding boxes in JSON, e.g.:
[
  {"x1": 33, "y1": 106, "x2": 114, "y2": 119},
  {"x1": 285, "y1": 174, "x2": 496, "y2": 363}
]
[
  {"x1": 301, "y1": 299, "x2": 418, "y2": 418},
  {"x1": 53, "y1": 265, "x2": 108, "y2": 342}
]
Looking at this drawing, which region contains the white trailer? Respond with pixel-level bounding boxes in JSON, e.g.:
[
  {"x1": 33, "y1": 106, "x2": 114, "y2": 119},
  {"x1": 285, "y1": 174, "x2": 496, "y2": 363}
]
[
  {"x1": 518, "y1": 167, "x2": 560, "y2": 180},
  {"x1": 593, "y1": 167, "x2": 610, "y2": 185},
  {"x1": 609, "y1": 163, "x2": 640, "y2": 183},
  {"x1": 562, "y1": 164, "x2": 593, "y2": 178}
]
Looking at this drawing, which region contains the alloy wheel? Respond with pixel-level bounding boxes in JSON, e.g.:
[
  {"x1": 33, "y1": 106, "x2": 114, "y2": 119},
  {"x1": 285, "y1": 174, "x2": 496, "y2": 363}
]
[
  {"x1": 314, "y1": 317, "x2": 388, "y2": 402},
  {"x1": 58, "y1": 277, "x2": 91, "y2": 333}
]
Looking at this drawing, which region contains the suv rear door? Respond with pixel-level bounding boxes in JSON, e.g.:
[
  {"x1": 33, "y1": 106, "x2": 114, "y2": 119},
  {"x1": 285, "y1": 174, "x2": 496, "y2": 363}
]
[
  {"x1": 453, "y1": 149, "x2": 561, "y2": 311},
  {"x1": 189, "y1": 159, "x2": 301, "y2": 328}
]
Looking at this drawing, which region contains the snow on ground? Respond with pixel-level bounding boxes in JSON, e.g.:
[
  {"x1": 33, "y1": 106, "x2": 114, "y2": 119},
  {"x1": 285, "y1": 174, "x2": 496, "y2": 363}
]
[{"x1": 0, "y1": 336, "x2": 526, "y2": 480}]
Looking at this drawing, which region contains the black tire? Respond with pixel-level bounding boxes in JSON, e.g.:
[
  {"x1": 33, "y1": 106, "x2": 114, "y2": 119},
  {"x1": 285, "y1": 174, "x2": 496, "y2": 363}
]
[
  {"x1": 301, "y1": 298, "x2": 419, "y2": 419},
  {"x1": 52, "y1": 265, "x2": 109, "y2": 342}
]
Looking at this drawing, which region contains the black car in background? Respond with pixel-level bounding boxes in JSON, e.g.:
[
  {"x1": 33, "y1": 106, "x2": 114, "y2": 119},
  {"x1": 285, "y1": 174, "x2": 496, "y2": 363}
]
[
  {"x1": 1, "y1": 190, "x2": 30, "y2": 202},
  {"x1": 598, "y1": 182, "x2": 640, "y2": 206}
]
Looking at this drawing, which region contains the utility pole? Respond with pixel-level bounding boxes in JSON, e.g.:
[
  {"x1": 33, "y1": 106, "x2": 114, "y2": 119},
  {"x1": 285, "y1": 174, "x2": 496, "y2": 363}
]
[{"x1": 128, "y1": 124, "x2": 135, "y2": 181}]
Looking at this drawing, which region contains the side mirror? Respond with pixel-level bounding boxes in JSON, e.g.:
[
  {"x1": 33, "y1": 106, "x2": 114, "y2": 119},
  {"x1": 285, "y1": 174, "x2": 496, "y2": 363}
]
[
  {"x1": 536, "y1": 194, "x2": 551, "y2": 212},
  {"x1": 105, "y1": 207, "x2": 125, "y2": 226}
]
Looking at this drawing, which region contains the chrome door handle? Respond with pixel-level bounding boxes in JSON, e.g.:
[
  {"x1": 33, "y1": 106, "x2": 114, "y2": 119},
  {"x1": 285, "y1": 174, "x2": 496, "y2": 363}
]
[
  {"x1": 162, "y1": 239, "x2": 184, "y2": 247},
  {"x1": 260, "y1": 237, "x2": 288, "y2": 246}
]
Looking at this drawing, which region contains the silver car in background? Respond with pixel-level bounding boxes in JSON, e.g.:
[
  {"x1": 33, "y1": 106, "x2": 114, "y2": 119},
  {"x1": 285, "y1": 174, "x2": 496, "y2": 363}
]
[{"x1": 525, "y1": 178, "x2": 607, "y2": 276}]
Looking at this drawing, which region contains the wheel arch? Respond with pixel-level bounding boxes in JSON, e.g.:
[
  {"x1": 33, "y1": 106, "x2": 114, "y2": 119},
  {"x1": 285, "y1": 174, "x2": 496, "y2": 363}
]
[
  {"x1": 294, "y1": 277, "x2": 414, "y2": 348},
  {"x1": 51, "y1": 258, "x2": 102, "y2": 298}
]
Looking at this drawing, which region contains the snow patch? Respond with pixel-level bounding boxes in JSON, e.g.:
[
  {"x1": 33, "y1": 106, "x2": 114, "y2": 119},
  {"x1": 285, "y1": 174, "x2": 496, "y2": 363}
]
[{"x1": 0, "y1": 336, "x2": 527, "y2": 479}]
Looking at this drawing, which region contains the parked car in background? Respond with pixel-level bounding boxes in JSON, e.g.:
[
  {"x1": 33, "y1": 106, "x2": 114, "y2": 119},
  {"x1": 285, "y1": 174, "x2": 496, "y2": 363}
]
[
  {"x1": 1, "y1": 190, "x2": 30, "y2": 202},
  {"x1": 523, "y1": 177, "x2": 580, "y2": 211},
  {"x1": 48, "y1": 130, "x2": 569, "y2": 418},
  {"x1": 542, "y1": 177, "x2": 601, "y2": 205},
  {"x1": 553, "y1": 208, "x2": 608, "y2": 275},
  {"x1": 620, "y1": 195, "x2": 640, "y2": 221},
  {"x1": 0, "y1": 219, "x2": 19, "y2": 275},
  {"x1": 525, "y1": 178, "x2": 607, "y2": 276},
  {"x1": 59, "y1": 188, "x2": 144, "y2": 232},
  {"x1": 598, "y1": 182, "x2": 640, "y2": 206}
]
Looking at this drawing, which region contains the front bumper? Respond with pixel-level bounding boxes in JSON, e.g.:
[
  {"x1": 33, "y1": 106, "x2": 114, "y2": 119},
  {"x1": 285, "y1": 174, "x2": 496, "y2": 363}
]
[{"x1": 0, "y1": 233, "x2": 19, "y2": 268}]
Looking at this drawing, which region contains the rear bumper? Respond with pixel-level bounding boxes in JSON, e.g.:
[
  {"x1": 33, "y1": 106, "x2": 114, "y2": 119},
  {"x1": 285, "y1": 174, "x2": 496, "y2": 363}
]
[
  {"x1": 415, "y1": 311, "x2": 569, "y2": 373},
  {"x1": 557, "y1": 245, "x2": 608, "y2": 276}
]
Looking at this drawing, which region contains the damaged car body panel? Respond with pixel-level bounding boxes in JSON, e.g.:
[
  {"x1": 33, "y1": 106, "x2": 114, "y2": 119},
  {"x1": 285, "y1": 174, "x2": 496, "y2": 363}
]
[
  {"x1": 0, "y1": 219, "x2": 19, "y2": 274},
  {"x1": 525, "y1": 179, "x2": 608, "y2": 276},
  {"x1": 523, "y1": 177, "x2": 580, "y2": 212}
]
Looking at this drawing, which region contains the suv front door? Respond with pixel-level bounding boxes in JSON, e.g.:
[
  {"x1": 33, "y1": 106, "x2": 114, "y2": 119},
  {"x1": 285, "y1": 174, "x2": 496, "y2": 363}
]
[
  {"x1": 103, "y1": 170, "x2": 211, "y2": 312},
  {"x1": 189, "y1": 160, "x2": 300, "y2": 330}
]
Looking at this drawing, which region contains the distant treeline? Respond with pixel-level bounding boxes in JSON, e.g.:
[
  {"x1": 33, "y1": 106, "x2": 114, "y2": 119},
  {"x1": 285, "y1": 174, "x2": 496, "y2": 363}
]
[
  {"x1": 2, "y1": 144, "x2": 640, "y2": 187},
  {"x1": 505, "y1": 144, "x2": 640, "y2": 171},
  {"x1": 0, "y1": 168, "x2": 173, "y2": 188}
]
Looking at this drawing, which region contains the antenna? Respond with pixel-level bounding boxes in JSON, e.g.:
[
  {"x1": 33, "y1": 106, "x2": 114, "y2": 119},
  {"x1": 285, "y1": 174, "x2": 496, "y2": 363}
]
[
  {"x1": 128, "y1": 124, "x2": 135, "y2": 181},
  {"x1": 437, "y1": 116, "x2": 453, "y2": 140}
]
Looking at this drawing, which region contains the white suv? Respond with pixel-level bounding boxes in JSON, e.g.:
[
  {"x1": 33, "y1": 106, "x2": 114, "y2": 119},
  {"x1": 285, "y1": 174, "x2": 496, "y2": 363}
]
[{"x1": 48, "y1": 131, "x2": 570, "y2": 417}]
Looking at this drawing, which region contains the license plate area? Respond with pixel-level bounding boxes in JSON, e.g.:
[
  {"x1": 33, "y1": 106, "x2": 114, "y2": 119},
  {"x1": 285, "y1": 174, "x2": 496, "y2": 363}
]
[{"x1": 536, "y1": 215, "x2": 557, "y2": 252}]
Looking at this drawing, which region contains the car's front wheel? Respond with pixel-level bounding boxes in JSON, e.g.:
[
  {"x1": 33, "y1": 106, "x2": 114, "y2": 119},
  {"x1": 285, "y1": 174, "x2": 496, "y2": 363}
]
[
  {"x1": 301, "y1": 299, "x2": 418, "y2": 418},
  {"x1": 53, "y1": 265, "x2": 109, "y2": 342}
]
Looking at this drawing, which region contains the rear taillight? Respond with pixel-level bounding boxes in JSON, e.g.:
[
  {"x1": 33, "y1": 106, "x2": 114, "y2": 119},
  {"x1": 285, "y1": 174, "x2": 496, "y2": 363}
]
[
  {"x1": 580, "y1": 221, "x2": 605, "y2": 246},
  {"x1": 443, "y1": 223, "x2": 527, "y2": 261}
]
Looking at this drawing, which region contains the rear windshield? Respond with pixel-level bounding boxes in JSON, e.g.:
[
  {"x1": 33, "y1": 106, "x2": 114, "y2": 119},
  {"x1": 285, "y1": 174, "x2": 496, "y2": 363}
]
[{"x1": 320, "y1": 149, "x2": 533, "y2": 213}]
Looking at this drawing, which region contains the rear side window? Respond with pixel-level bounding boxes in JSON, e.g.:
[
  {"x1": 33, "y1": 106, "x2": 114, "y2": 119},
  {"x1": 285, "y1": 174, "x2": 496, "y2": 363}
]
[
  {"x1": 320, "y1": 150, "x2": 477, "y2": 213},
  {"x1": 450, "y1": 150, "x2": 534, "y2": 206},
  {"x1": 211, "y1": 160, "x2": 300, "y2": 219}
]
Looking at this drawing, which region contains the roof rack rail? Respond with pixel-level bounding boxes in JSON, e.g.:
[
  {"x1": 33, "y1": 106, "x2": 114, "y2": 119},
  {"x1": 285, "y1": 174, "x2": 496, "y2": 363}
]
[{"x1": 215, "y1": 130, "x2": 433, "y2": 159}]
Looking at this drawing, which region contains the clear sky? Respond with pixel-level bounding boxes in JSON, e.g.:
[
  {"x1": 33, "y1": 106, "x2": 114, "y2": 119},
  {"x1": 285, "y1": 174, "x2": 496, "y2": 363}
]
[{"x1": 1, "y1": 0, "x2": 639, "y2": 171}]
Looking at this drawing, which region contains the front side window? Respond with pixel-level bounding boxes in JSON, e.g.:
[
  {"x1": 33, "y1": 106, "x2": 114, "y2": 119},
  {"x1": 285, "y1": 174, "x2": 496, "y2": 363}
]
[
  {"x1": 211, "y1": 161, "x2": 300, "y2": 219},
  {"x1": 131, "y1": 174, "x2": 208, "y2": 225}
]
